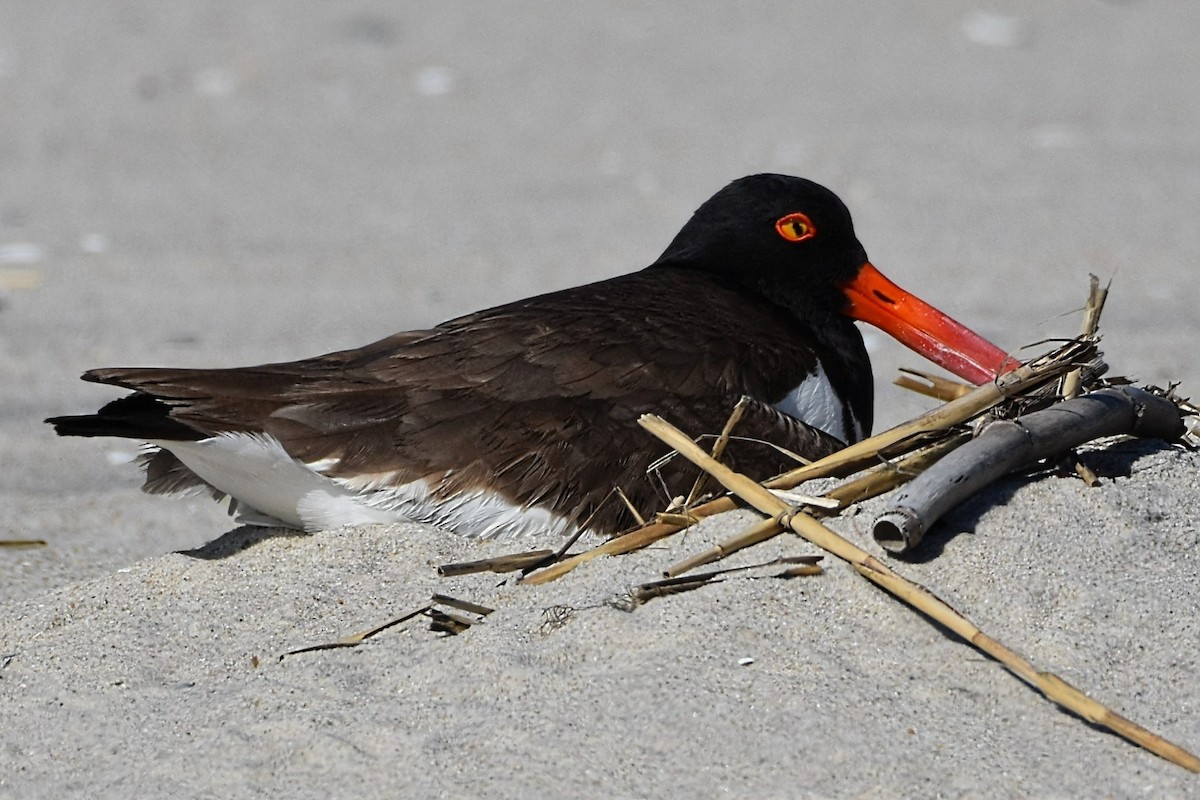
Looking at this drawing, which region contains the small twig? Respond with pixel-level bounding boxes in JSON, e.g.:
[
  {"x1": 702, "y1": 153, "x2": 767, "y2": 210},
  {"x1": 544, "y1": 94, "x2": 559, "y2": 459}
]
[
  {"x1": 426, "y1": 608, "x2": 483, "y2": 635},
  {"x1": 872, "y1": 386, "x2": 1185, "y2": 554},
  {"x1": 684, "y1": 396, "x2": 750, "y2": 508},
  {"x1": 623, "y1": 556, "x2": 824, "y2": 606},
  {"x1": 430, "y1": 594, "x2": 495, "y2": 616},
  {"x1": 281, "y1": 595, "x2": 494, "y2": 657}
]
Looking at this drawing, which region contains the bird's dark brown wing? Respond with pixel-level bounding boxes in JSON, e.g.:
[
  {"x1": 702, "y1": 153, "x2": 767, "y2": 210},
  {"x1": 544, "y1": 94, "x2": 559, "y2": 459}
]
[{"x1": 52, "y1": 269, "x2": 850, "y2": 532}]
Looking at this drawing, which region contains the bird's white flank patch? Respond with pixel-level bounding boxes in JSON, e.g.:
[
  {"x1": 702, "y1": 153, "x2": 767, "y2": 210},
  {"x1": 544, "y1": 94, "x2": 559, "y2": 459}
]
[{"x1": 772, "y1": 361, "x2": 863, "y2": 443}]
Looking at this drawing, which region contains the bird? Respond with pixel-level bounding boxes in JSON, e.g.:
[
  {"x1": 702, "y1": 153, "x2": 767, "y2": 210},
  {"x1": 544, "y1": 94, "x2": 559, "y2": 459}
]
[{"x1": 47, "y1": 174, "x2": 1011, "y2": 540}]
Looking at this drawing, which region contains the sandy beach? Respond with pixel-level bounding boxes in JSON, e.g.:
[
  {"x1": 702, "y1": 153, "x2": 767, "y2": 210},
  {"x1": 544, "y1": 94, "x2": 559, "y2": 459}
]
[{"x1": 2, "y1": 3, "x2": 1198, "y2": 797}]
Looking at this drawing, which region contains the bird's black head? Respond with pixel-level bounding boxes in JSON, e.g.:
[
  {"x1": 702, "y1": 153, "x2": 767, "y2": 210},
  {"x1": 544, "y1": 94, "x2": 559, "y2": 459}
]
[
  {"x1": 651, "y1": 174, "x2": 870, "y2": 322},
  {"x1": 651, "y1": 173, "x2": 1013, "y2": 386}
]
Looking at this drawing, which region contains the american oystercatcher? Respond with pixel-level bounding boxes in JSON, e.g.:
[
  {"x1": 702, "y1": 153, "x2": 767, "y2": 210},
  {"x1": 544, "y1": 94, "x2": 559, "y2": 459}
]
[{"x1": 48, "y1": 174, "x2": 1010, "y2": 538}]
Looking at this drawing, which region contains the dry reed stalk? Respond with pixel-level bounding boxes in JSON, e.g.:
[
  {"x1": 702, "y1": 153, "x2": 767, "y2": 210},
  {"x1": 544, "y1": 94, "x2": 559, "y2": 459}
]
[
  {"x1": 819, "y1": 431, "x2": 971, "y2": 507},
  {"x1": 664, "y1": 516, "x2": 785, "y2": 577},
  {"x1": 521, "y1": 496, "x2": 737, "y2": 585},
  {"x1": 1057, "y1": 275, "x2": 1111, "y2": 482},
  {"x1": 638, "y1": 412, "x2": 1200, "y2": 773},
  {"x1": 613, "y1": 486, "x2": 647, "y2": 526}
]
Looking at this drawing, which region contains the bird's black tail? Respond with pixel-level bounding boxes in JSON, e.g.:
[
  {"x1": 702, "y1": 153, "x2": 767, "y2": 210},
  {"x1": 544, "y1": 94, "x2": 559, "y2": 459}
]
[{"x1": 46, "y1": 393, "x2": 202, "y2": 440}]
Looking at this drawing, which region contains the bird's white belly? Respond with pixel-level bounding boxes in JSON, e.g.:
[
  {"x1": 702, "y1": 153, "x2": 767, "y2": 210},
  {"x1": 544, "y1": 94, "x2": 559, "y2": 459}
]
[
  {"x1": 150, "y1": 432, "x2": 577, "y2": 539},
  {"x1": 152, "y1": 433, "x2": 405, "y2": 530},
  {"x1": 771, "y1": 361, "x2": 862, "y2": 443}
]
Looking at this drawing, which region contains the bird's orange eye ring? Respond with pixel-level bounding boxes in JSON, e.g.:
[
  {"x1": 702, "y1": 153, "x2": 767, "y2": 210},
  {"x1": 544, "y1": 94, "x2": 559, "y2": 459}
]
[{"x1": 775, "y1": 212, "x2": 816, "y2": 243}]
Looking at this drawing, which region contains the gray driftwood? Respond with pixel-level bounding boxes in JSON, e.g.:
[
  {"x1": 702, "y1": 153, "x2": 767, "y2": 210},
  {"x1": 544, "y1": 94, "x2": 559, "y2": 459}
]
[{"x1": 872, "y1": 386, "x2": 1186, "y2": 554}]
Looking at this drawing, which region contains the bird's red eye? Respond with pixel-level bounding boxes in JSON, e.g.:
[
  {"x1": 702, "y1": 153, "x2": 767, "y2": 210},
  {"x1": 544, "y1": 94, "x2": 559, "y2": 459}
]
[{"x1": 775, "y1": 212, "x2": 816, "y2": 243}]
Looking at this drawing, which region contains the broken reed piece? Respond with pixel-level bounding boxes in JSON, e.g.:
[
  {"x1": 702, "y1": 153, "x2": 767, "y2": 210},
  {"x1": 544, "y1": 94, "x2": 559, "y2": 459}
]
[
  {"x1": 523, "y1": 342, "x2": 1092, "y2": 586},
  {"x1": 438, "y1": 549, "x2": 556, "y2": 577},
  {"x1": 638, "y1": 411, "x2": 1200, "y2": 773},
  {"x1": 0, "y1": 267, "x2": 41, "y2": 292},
  {"x1": 1060, "y1": 274, "x2": 1109, "y2": 401},
  {"x1": 872, "y1": 385, "x2": 1187, "y2": 554},
  {"x1": 894, "y1": 368, "x2": 974, "y2": 402}
]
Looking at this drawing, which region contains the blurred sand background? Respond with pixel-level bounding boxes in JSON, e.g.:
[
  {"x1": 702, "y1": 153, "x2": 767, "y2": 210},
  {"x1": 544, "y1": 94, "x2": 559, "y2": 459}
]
[{"x1": 2, "y1": 3, "x2": 1198, "y2": 798}]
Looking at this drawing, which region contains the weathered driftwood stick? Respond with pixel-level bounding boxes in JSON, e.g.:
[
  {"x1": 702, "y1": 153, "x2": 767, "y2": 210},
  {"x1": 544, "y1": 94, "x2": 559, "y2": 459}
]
[
  {"x1": 638, "y1": 412, "x2": 1200, "y2": 773},
  {"x1": 872, "y1": 386, "x2": 1185, "y2": 554}
]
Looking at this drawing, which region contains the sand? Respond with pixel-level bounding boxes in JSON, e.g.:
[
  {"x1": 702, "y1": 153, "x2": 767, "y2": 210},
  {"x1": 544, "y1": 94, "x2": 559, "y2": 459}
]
[{"x1": 2, "y1": 3, "x2": 1198, "y2": 798}]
